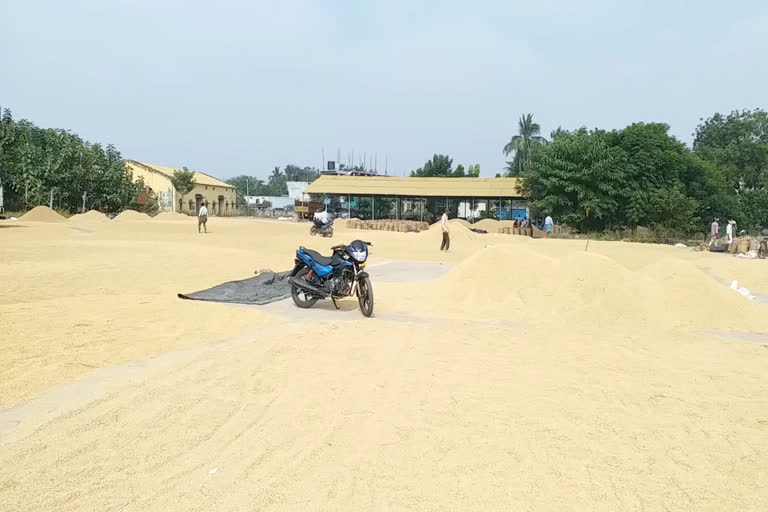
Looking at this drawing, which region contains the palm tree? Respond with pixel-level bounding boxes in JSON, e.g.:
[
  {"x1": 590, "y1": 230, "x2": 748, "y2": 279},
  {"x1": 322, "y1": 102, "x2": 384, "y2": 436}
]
[{"x1": 503, "y1": 113, "x2": 548, "y2": 176}]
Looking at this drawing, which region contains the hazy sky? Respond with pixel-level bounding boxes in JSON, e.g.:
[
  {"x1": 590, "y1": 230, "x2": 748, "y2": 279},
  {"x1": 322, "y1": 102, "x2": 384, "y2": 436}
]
[{"x1": 2, "y1": 1, "x2": 767, "y2": 179}]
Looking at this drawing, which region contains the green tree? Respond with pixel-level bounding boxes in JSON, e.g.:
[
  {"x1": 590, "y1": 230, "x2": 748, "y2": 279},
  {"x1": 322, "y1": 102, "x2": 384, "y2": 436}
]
[
  {"x1": 521, "y1": 128, "x2": 626, "y2": 231},
  {"x1": 503, "y1": 113, "x2": 548, "y2": 177},
  {"x1": 454, "y1": 164, "x2": 465, "y2": 177},
  {"x1": 0, "y1": 110, "x2": 141, "y2": 213},
  {"x1": 467, "y1": 164, "x2": 480, "y2": 177},
  {"x1": 227, "y1": 175, "x2": 267, "y2": 209},
  {"x1": 267, "y1": 166, "x2": 287, "y2": 195},
  {"x1": 170, "y1": 168, "x2": 196, "y2": 212},
  {"x1": 693, "y1": 109, "x2": 768, "y2": 191},
  {"x1": 694, "y1": 109, "x2": 768, "y2": 231},
  {"x1": 411, "y1": 154, "x2": 454, "y2": 177},
  {"x1": 606, "y1": 123, "x2": 696, "y2": 229}
]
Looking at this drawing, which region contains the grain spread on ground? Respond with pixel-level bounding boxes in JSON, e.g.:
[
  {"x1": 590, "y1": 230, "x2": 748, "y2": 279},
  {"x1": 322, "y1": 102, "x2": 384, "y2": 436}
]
[{"x1": 1, "y1": 217, "x2": 767, "y2": 511}]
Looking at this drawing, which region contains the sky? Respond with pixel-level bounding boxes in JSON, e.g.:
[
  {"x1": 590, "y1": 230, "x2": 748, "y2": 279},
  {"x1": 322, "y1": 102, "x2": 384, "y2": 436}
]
[{"x1": 2, "y1": 0, "x2": 767, "y2": 180}]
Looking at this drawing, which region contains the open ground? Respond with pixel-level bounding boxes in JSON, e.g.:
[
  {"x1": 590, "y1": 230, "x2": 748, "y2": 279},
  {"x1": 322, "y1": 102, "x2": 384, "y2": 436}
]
[{"x1": 1, "y1": 214, "x2": 767, "y2": 511}]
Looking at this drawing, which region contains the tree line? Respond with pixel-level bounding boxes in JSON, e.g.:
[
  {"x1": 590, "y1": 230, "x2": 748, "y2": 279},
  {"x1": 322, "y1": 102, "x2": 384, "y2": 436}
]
[
  {"x1": 226, "y1": 165, "x2": 322, "y2": 209},
  {"x1": 0, "y1": 108, "x2": 150, "y2": 214},
  {"x1": 501, "y1": 110, "x2": 767, "y2": 235},
  {"x1": 410, "y1": 154, "x2": 480, "y2": 177}
]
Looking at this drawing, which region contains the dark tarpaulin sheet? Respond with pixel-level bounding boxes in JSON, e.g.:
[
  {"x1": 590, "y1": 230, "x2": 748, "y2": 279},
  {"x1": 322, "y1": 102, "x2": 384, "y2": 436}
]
[{"x1": 178, "y1": 270, "x2": 292, "y2": 305}]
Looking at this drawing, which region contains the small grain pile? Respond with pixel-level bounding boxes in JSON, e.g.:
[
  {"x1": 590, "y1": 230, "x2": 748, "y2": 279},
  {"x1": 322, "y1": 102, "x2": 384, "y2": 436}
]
[
  {"x1": 113, "y1": 209, "x2": 151, "y2": 222},
  {"x1": 69, "y1": 210, "x2": 108, "y2": 222},
  {"x1": 19, "y1": 206, "x2": 67, "y2": 223},
  {"x1": 153, "y1": 211, "x2": 189, "y2": 221}
]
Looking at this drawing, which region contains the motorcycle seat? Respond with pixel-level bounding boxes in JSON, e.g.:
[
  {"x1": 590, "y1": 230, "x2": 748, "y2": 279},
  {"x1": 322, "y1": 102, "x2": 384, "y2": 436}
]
[{"x1": 303, "y1": 248, "x2": 334, "y2": 266}]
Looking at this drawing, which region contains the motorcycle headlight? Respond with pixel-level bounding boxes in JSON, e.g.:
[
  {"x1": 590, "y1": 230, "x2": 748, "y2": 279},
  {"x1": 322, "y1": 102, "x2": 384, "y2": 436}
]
[{"x1": 351, "y1": 249, "x2": 367, "y2": 262}]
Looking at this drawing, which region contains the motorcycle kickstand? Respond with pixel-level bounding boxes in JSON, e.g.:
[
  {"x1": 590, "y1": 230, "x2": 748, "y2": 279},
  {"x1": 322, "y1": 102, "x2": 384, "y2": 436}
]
[{"x1": 331, "y1": 297, "x2": 340, "y2": 310}]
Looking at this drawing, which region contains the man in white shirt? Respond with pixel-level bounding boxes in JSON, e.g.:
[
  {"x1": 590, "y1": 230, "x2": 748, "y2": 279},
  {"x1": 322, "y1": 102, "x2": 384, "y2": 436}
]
[
  {"x1": 314, "y1": 209, "x2": 330, "y2": 225},
  {"x1": 198, "y1": 202, "x2": 208, "y2": 233},
  {"x1": 544, "y1": 215, "x2": 554, "y2": 236},
  {"x1": 725, "y1": 219, "x2": 734, "y2": 251},
  {"x1": 440, "y1": 208, "x2": 450, "y2": 251}
]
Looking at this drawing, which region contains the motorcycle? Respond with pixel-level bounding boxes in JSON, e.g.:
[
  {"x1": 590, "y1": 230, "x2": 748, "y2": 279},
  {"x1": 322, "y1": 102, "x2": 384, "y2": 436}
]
[
  {"x1": 288, "y1": 240, "x2": 374, "y2": 317},
  {"x1": 310, "y1": 217, "x2": 334, "y2": 237},
  {"x1": 759, "y1": 238, "x2": 768, "y2": 259}
]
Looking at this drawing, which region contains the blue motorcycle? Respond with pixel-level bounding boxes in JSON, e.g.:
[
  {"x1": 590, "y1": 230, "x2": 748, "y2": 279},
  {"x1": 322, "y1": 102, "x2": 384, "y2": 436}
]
[{"x1": 288, "y1": 240, "x2": 374, "y2": 317}]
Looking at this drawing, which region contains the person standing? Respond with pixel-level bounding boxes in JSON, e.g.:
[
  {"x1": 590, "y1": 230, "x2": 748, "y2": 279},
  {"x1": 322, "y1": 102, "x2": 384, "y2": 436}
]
[
  {"x1": 725, "y1": 219, "x2": 734, "y2": 252},
  {"x1": 709, "y1": 218, "x2": 720, "y2": 247},
  {"x1": 440, "y1": 208, "x2": 450, "y2": 251},
  {"x1": 544, "y1": 214, "x2": 554, "y2": 236},
  {"x1": 198, "y1": 202, "x2": 208, "y2": 233}
]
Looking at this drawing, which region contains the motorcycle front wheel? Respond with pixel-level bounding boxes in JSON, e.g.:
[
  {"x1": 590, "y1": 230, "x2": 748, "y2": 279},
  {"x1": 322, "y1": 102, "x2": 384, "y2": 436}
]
[
  {"x1": 292, "y1": 267, "x2": 319, "y2": 309},
  {"x1": 357, "y1": 276, "x2": 374, "y2": 317}
]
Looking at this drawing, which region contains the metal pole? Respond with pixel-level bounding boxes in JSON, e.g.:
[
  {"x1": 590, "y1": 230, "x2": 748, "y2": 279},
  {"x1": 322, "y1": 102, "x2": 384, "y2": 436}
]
[
  {"x1": 396, "y1": 196, "x2": 399, "y2": 220},
  {"x1": 372, "y1": 195, "x2": 375, "y2": 221},
  {"x1": 421, "y1": 197, "x2": 424, "y2": 222},
  {"x1": 348, "y1": 194, "x2": 351, "y2": 218}
]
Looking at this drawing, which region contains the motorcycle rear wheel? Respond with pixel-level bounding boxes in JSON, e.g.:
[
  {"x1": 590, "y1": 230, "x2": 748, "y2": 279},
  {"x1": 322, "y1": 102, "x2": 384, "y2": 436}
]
[
  {"x1": 292, "y1": 267, "x2": 319, "y2": 309},
  {"x1": 357, "y1": 277, "x2": 374, "y2": 317}
]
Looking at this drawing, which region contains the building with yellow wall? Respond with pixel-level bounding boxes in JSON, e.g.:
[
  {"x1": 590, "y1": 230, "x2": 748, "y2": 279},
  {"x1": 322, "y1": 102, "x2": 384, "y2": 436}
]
[{"x1": 126, "y1": 160, "x2": 237, "y2": 216}]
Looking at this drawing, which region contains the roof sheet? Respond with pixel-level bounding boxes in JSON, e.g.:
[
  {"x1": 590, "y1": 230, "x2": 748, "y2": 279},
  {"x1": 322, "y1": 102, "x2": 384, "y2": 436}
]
[
  {"x1": 305, "y1": 175, "x2": 524, "y2": 197},
  {"x1": 127, "y1": 161, "x2": 234, "y2": 189}
]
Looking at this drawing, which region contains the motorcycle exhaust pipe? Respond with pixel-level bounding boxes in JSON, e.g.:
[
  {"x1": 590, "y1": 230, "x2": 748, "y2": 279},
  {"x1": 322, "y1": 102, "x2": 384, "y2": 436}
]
[{"x1": 288, "y1": 276, "x2": 330, "y2": 297}]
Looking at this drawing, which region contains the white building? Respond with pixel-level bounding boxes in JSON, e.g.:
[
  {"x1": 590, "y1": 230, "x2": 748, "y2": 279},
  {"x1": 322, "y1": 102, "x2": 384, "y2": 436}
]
[
  {"x1": 286, "y1": 181, "x2": 309, "y2": 201},
  {"x1": 243, "y1": 196, "x2": 295, "y2": 210}
]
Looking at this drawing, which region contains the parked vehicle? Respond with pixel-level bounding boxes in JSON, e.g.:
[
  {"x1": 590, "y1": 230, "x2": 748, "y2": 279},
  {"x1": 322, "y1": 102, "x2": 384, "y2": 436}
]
[{"x1": 288, "y1": 240, "x2": 374, "y2": 317}]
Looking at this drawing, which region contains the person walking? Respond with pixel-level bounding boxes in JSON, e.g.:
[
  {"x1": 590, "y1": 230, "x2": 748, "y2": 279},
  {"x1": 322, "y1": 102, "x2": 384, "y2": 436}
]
[
  {"x1": 725, "y1": 219, "x2": 734, "y2": 252},
  {"x1": 198, "y1": 202, "x2": 208, "y2": 233},
  {"x1": 440, "y1": 208, "x2": 450, "y2": 251},
  {"x1": 544, "y1": 214, "x2": 554, "y2": 237},
  {"x1": 708, "y1": 218, "x2": 720, "y2": 247}
]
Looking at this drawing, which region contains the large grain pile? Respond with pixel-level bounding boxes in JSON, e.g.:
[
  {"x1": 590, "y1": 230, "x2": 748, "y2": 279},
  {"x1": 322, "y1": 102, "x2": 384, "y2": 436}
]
[
  {"x1": 19, "y1": 206, "x2": 67, "y2": 223},
  {"x1": 113, "y1": 209, "x2": 151, "y2": 221}
]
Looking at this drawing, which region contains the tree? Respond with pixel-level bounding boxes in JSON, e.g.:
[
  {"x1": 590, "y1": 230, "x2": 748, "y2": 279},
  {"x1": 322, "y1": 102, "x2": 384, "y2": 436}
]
[
  {"x1": 0, "y1": 111, "x2": 142, "y2": 213},
  {"x1": 170, "y1": 168, "x2": 196, "y2": 212},
  {"x1": 227, "y1": 175, "x2": 266, "y2": 209},
  {"x1": 267, "y1": 166, "x2": 286, "y2": 195},
  {"x1": 694, "y1": 109, "x2": 768, "y2": 232},
  {"x1": 454, "y1": 164, "x2": 465, "y2": 177},
  {"x1": 521, "y1": 128, "x2": 626, "y2": 232},
  {"x1": 467, "y1": 164, "x2": 480, "y2": 177},
  {"x1": 693, "y1": 109, "x2": 768, "y2": 191},
  {"x1": 503, "y1": 113, "x2": 548, "y2": 176},
  {"x1": 411, "y1": 154, "x2": 454, "y2": 177}
]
